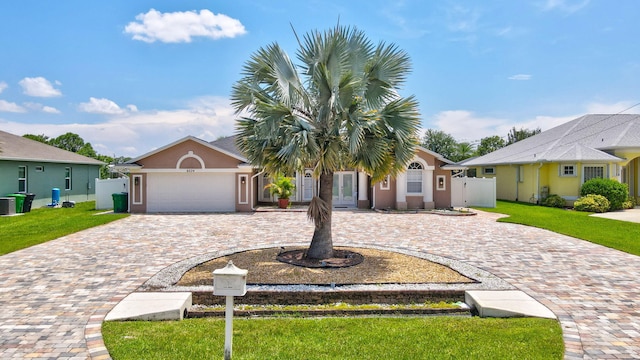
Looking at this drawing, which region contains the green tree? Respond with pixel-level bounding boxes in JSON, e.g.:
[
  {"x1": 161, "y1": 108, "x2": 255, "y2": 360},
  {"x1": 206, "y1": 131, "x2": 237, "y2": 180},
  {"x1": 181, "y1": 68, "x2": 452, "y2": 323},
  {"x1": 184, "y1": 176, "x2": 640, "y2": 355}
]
[
  {"x1": 421, "y1": 129, "x2": 457, "y2": 160},
  {"x1": 476, "y1": 135, "x2": 505, "y2": 156},
  {"x1": 23, "y1": 134, "x2": 51, "y2": 143},
  {"x1": 506, "y1": 127, "x2": 540, "y2": 145},
  {"x1": 49, "y1": 132, "x2": 86, "y2": 153},
  {"x1": 453, "y1": 141, "x2": 475, "y2": 162},
  {"x1": 232, "y1": 25, "x2": 420, "y2": 260}
]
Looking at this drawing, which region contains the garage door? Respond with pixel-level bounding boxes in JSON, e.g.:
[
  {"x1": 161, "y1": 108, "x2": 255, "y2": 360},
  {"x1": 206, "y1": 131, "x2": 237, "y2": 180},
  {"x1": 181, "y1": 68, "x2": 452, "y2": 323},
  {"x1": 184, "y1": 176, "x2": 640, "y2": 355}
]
[{"x1": 147, "y1": 173, "x2": 235, "y2": 212}]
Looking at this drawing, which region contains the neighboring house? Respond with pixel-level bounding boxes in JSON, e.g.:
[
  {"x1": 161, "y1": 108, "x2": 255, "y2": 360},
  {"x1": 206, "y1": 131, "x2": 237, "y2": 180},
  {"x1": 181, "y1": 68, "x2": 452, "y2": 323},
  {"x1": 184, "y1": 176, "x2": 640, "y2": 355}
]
[
  {"x1": 0, "y1": 130, "x2": 104, "y2": 208},
  {"x1": 120, "y1": 135, "x2": 461, "y2": 213},
  {"x1": 462, "y1": 114, "x2": 640, "y2": 205}
]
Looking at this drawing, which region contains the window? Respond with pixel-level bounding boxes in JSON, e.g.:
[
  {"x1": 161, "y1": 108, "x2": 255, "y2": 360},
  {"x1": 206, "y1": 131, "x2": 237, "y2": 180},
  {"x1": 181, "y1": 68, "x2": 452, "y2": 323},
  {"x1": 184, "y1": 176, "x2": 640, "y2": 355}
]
[
  {"x1": 436, "y1": 175, "x2": 446, "y2": 191},
  {"x1": 583, "y1": 165, "x2": 604, "y2": 182},
  {"x1": 518, "y1": 165, "x2": 525, "y2": 183},
  {"x1": 18, "y1": 166, "x2": 27, "y2": 192},
  {"x1": 406, "y1": 162, "x2": 423, "y2": 194},
  {"x1": 65, "y1": 167, "x2": 72, "y2": 190},
  {"x1": 559, "y1": 164, "x2": 576, "y2": 177},
  {"x1": 482, "y1": 167, "x2": 495, "y2": 175}
]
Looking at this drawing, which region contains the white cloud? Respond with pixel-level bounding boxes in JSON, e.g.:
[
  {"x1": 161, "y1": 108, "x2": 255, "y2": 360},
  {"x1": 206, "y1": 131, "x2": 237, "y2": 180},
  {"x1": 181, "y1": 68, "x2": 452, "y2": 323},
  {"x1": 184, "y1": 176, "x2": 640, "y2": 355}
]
[
  {"x1": 124, "y1": 9, "x2": 247, "y2": 43},
  {"x1": 539, "y1": 0, "x2": 590, "y2": 13},
  {"x1": 446, "y1": 5, "x2": 481, "y2": 33},
  {"x1": 0, "y1": 81, "x2": 7, "y2": 94},
  {"x1": 586, "y1": 100, "x2": 640, "y2": 114},
  {"x1": 78, "y1": 97, "x2": 129, "y2": 115},
  {"x1": 0, "y1": 100, "x2": 27, "y2": 113},
  {"x1": 508, "y1": 74, "x2": 532, "y2": 80},
  {"x1": 1, "y1": 96, "x2": 237, "y2": 158},
  {"x1": 18, "y1": 77, "x2": 63, "y2": 97},
  {"x1": 23, "y1": 102, "x2": 61, "y2": 114}
]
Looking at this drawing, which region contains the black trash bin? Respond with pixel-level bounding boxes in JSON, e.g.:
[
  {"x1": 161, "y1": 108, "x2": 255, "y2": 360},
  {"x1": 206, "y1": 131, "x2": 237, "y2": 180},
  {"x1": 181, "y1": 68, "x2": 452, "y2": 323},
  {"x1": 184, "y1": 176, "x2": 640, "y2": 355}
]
[{"x1": 21, "y1": 193, "x2": 36, "y2": 212}]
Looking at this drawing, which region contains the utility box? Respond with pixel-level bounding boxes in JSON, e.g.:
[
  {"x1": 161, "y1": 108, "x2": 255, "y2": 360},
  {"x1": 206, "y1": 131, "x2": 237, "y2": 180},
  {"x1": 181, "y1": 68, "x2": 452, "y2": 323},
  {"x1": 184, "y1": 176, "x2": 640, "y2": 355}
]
[
  {"x1": 213, "y1": 261, "x2": 248, "y2": 297},
  {"x1": 0, "y1": 197, "x2": 16, "y2": 215}
]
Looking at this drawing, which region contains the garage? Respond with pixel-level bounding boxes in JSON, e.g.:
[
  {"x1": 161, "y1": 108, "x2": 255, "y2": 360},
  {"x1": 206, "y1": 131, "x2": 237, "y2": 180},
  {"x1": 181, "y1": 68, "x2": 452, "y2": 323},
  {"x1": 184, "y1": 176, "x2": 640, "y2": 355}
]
[{"x1": 147, "y1": 172, "x2": 235, "y2": 212}]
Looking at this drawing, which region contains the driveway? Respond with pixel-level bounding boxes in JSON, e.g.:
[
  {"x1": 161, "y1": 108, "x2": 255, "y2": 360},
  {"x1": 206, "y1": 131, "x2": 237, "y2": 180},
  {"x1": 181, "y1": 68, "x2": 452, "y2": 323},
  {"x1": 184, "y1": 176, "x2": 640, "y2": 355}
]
[{"x1": 0, "y1": 210, "x2": 639, "y2": 359}]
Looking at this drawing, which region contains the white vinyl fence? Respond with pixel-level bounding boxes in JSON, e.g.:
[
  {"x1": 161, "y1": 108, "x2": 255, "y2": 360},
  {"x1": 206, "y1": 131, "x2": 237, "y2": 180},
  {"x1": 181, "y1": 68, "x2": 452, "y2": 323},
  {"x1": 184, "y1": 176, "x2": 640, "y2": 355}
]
[
  {"x1": 95, "y1": 178, "x2": 129, "y2": 210},
  {"x1": 451, "y1": 177, "x2": 496, "y2": 208}
]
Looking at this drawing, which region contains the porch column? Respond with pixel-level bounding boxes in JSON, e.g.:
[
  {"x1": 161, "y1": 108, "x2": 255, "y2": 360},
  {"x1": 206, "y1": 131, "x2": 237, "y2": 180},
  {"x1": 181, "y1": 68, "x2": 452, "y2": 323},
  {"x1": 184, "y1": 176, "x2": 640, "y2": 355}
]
[
  {"x1": 423, "y1": 169, "x2": 435, "y2": 209},
  {"x1": 396, "y1": 172, "x2": 407, "y2": 210},
  {"x1": 357, "y1": 172, "x2": 370, "y2": 209}
]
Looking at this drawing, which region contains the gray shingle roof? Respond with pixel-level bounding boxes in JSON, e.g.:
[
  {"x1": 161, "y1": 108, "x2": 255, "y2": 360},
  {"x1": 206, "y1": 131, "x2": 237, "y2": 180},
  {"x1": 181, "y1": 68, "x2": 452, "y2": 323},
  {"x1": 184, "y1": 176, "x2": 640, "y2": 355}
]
[
  {"x1": 463, "y1": 114, "x2": 639, "y2": 166},
  {"x1": 210, "y1": 135, "x2": 241, "y2": 157},
  {"x1": 0, "y1": 130, "x2": 104, "y2": 165}
]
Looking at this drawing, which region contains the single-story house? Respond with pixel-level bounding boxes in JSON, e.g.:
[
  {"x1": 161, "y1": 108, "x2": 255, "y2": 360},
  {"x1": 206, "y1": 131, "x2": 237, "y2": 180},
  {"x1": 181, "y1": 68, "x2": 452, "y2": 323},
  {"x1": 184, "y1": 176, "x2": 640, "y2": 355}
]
[
  {"x1": 119, "y1": 135, "x2": 462, "y2": 213},
  {"x1": 0, "y1": 130, "x2": 104, "y2": 208},
  {"x1": 462, "y1": 114, "x2": 640, "y2": 205}
]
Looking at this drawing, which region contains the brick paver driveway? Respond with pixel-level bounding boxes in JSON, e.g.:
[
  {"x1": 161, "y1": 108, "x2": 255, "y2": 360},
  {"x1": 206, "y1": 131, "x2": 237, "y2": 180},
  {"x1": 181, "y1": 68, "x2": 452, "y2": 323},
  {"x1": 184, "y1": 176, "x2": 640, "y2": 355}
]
[{"x1": 0, "y1": 210, "x2": 639, "y2": 359}]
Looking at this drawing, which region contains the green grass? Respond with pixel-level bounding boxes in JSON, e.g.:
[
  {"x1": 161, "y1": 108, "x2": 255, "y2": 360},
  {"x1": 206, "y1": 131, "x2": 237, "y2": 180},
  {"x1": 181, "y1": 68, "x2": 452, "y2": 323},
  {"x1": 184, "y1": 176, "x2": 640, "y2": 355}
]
[
  {"x1": 103, "y1": 316, "x2": 563, "y2": 360},
  {"x1": 477, "y1": 201, "x2": 640, "y2": 256},
  {"x1": 0, "y1": 201, "x2": 128, "y2": 255}
]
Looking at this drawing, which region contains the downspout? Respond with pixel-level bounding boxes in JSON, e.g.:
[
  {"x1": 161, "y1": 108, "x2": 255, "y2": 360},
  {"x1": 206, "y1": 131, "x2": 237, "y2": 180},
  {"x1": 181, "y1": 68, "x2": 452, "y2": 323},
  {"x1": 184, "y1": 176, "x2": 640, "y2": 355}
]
[
  {"x1": 536, "y1": 162, "x2": 543, "y2": 204},
  {"x1": 250, "y1": 171, "x2": 264, "y2": 211}
]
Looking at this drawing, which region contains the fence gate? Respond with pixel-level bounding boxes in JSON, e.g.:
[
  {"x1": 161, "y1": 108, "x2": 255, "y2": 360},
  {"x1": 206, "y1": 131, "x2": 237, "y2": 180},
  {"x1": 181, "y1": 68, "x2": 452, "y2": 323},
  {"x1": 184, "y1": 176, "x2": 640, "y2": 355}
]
[
  {"x1": 451, "y1": 177, "x2": 496, "y2": 208},
  {"x1": 95, "y1": 178, "x2": 129, "y2": 210}
]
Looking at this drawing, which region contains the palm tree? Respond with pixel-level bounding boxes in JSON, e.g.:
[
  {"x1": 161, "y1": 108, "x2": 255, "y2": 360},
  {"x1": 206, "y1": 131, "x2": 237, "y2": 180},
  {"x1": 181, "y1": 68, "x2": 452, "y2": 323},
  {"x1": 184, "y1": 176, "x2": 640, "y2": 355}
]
[{"x1": 231, "y1": 25, "x2": 420, "y2": 260}]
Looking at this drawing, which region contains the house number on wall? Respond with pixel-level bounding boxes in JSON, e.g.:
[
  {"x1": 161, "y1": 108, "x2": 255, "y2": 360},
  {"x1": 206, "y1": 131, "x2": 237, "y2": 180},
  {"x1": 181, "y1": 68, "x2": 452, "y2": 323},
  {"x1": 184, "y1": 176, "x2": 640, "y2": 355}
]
[{"x1": 186, "y1": 169, "x2": 196, "y2": 173}]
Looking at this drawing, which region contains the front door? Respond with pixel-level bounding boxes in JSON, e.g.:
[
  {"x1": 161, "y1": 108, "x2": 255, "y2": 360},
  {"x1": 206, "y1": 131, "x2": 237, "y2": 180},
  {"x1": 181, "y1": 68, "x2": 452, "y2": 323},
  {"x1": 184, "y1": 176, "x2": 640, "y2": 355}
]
[{"x1": 333, "y1": 172, "x2": 356, "y2": 207}]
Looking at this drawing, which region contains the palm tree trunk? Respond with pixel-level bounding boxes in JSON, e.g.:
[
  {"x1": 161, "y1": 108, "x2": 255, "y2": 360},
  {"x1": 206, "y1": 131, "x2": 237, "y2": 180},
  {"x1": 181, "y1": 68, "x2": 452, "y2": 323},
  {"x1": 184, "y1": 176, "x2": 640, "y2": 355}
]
[{"x1": 306, "y1": 171, "x2": 334, "y2": 259}]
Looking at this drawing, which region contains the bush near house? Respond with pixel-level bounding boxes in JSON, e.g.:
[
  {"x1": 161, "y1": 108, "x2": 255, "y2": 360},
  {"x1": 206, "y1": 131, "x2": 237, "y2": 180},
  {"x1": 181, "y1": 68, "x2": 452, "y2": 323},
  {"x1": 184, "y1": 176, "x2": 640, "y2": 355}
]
[
  {"x1": 541, "y1": 194, "x2": 565, "y2": 208},
  {"x1": 574, "y1": 194, "x2": 610, "y2": 213},
  {"x1": 580, "y1": 178, "x2": 628, "y2": 211}
]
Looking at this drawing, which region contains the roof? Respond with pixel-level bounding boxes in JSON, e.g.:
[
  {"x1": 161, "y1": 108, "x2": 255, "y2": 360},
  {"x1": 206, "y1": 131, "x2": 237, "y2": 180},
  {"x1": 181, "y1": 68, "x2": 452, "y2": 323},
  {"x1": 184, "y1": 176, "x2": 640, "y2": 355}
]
[
  {"x1": 126, "y1": 135, "x2": 248, "y2": 164},
  {"x1": 0, "y1": 130, "x2": 104, "y2": 165},
  {"x1": 210, "y1": 135, "x2": 242, "y2": 157},
  {"x1": 463, "y1": 114, "x2": 640, "y2": 166}
]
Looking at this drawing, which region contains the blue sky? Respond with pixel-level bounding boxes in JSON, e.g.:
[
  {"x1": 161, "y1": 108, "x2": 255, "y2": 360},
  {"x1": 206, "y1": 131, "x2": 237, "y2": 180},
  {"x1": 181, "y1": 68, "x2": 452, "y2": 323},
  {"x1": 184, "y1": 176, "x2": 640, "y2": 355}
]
[{"x1": 1, "y1": 0, "x2": 639, "y2": 158}]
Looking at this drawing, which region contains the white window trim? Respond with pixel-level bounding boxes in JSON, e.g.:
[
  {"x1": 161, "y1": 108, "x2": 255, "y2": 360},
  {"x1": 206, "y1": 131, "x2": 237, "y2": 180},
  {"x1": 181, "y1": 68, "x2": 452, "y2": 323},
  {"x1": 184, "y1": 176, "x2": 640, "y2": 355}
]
[
  {"x1": 65, "y1": 167, "x2": 72, "y2": 191},
  {"x1": 436, "y1": 175, "x2": 446, "y2": 191},
  {"x1": 582, "y1": 164, "x2": 605, "y2": 183},
  {"x1": 482, "y1": 167, "x2": 495, "y2": 175},
  {"x1": 406, "y1": 162, "x2": 424, "y2": 195},
  {"x1": 559, "y1": 164, "x2": 576, "y2": 177},
  {"x1": 380, "y1": 175, "x2": 391, "y2": 190},
  {"x1": 18, "y1": 166, "x2": 27, "y2": 192}
]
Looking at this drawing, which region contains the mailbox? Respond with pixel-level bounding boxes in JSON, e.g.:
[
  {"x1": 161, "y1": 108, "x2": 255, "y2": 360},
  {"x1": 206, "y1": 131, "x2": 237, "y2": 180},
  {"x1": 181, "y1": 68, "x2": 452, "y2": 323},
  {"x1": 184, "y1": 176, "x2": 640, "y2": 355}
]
[{"x1": 213, "y1": 261, "x2": 248, "y2": 297}]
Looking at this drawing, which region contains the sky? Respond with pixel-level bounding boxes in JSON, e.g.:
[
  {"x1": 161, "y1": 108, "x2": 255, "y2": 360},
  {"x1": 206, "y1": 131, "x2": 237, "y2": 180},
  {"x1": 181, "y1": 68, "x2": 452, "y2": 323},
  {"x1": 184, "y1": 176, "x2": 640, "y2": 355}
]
[{"x1": 1, "y1": 0, "x2": 639, "y2": 158}]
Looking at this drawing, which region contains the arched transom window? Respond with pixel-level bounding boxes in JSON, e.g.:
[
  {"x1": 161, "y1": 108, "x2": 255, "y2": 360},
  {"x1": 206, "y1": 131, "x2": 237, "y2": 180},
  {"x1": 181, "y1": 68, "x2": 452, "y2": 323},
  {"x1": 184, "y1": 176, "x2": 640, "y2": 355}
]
[{"x1": 407, "y1": 162, "x2": 423, "y2": 194}]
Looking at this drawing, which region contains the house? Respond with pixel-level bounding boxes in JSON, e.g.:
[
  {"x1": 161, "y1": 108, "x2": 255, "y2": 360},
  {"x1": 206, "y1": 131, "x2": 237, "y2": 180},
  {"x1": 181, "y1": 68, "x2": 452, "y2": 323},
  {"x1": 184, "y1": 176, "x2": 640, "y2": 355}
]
[
  {"x1": 0, "y1": 130, "x2": 104, "y2": 208},
  {"x1": 462, "y1": 114, "x2": 640, "y2": 205},
  {"x1": 120, "y1": 135, "x2": 461, "y2": 213}
]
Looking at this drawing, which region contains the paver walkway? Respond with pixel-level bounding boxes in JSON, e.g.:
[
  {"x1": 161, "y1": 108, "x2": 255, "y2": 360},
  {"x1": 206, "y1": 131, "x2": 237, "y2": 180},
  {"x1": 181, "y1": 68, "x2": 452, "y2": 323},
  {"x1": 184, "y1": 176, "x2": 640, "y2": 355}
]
[{"x1": 0, "y1": 210, "x2": 639, "y2": 359}]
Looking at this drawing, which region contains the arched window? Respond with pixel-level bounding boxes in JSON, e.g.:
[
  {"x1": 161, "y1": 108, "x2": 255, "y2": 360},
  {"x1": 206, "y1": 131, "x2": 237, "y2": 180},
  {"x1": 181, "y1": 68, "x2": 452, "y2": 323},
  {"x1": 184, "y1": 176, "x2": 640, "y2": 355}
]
[{"x1": 407, "y1": 162, "x2": 423, "y2": 194}]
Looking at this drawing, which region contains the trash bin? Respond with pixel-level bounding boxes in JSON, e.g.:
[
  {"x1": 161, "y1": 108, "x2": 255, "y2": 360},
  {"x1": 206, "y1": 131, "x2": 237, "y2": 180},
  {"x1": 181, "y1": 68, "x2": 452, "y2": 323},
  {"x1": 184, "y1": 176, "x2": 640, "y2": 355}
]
[
  {"x1": 21, "y1": 193, "x2": 36, "y2": 212},
  {"x1": 6, "y1": 193, "x2": 26, "y2": 213},
  {"x1": 112, "y1": 192, "x2": 129, "y2": 213}
]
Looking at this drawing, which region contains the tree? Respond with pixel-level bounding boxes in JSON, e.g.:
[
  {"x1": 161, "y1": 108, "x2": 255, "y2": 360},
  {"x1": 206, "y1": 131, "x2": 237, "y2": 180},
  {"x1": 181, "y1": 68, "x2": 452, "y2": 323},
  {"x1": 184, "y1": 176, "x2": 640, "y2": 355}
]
[
  {"x1": 421, "y1": 129, "x2": 457, "y2": 160},
  {"x1": 232, "y1": 25, "x2": 420, "y2": 260},
  {"x1": 476, "y1": 135, "x2": 505, "y2": 156},
  {"x1": 453, "y1": 141, "x2": 475, "y2": 162},
  {"x1": 506, "y1": 127, "x2": 540, "y2": 145},
  {"x1": 49, "y1": 132, "x2": 86, "y2": 153},
  {"x1": 23, "y1": 134, "x2": 51, "y2": 143}
]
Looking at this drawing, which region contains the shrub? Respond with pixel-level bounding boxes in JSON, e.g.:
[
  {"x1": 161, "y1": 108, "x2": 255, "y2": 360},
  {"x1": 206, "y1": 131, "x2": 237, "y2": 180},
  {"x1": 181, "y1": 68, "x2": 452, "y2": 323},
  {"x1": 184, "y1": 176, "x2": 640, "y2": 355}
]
[
  {"x1": 574, "y1": 194, "x2": 610, "y2": 213},
  {"x1": 622, "y1": 197, "x2": 636, "y2": 210},
  {"x1": 580, "y1": 178, "x2": 628, "y2": 211},
  {"x1": 541, "y1": 194, "x2": 565, "y2": 208}
]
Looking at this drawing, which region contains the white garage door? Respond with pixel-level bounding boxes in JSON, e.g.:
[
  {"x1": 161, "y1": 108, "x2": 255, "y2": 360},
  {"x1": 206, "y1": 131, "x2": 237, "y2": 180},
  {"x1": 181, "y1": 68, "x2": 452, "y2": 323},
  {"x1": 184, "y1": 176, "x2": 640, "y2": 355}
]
[{"x1": 147, "y1": 173, "x2": 235, "y2": 212}]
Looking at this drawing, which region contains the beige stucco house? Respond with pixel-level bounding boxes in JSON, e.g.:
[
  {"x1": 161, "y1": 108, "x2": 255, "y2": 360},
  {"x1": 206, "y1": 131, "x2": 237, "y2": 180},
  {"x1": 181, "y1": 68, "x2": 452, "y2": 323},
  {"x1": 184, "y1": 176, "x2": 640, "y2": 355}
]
[
  {"x1": 463, "y1": 114, "x2": 640, "y2": 205},
  {"x1": 119, "y1": 135, "x2": 460, "y2": 213}
]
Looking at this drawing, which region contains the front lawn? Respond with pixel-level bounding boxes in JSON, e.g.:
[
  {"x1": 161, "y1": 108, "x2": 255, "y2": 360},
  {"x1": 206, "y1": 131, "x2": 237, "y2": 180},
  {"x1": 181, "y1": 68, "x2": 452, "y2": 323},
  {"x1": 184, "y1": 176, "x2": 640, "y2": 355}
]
[
  {"x1": 103, "y1": 316, "x2": 563, "y2": 360},
  {"x1": 0, "y1": 201, "x2": 128, "y2": 255},
  {"x1": 478, "y1": 201, "x2": 640, "y2": 256}
]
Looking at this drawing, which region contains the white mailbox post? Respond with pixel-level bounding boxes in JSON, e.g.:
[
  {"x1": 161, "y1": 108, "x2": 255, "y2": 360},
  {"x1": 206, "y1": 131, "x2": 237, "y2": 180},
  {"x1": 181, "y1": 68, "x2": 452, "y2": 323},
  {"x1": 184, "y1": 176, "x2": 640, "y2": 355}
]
[{"x1": 213, "y1": 261, "x2": 247, "y2": 360}]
